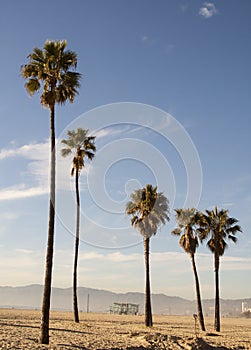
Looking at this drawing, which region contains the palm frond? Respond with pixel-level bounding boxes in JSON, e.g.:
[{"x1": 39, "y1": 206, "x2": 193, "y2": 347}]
[
  {"x1": 25, "y1": 78, "x2": 40, "y2": 95},
  {"x1": 61, "y1": 148, "x2": 72, "y2": 157},
  {"x1": 228, "y1": 235, "x2": 238, "y2": 243},
  {"x1": 172, "y1": 228, "x2": 182, "y2": 236},
  {"x1": 85, "y1": 151, "x2": 95, "y2": 160}
]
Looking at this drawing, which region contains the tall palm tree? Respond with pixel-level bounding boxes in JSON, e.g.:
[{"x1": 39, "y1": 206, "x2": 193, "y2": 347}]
[
  {"x1": 21, "y1": 40, "x2": 81, "y2": 344},
  {"x1": 172, "y1": 208, "x2": 206, "y2": 331},
  {"x1": 198, "y1": 207, "x2": 242, "y2": 332},
  {"x1": 126, "y1": 184, "x2": 169, "y2": 326},
  {"x1": 61, "y1": 128, "x2": 96, "y2": 323}
]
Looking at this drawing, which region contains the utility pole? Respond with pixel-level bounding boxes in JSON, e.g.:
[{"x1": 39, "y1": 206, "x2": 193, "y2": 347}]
[{"x1": 87, "y1": 293, "x2": 90, "y2": 313}]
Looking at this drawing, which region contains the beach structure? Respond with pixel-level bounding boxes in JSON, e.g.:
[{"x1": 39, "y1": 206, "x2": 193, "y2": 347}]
[
  {"x1": 242, "y1": 302, "x2": 251, "y2": 313},
  {"x1": 110, "y1": 302, "x2": 139, "y2": 315}
]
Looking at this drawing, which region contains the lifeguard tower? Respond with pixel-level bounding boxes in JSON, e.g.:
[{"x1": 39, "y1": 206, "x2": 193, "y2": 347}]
[{"x1": 110, "y1": 302, "x2": 139, "y2": 315}]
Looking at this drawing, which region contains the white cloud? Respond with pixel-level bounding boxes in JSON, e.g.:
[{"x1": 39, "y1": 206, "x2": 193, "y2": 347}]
[
  {"x1": 94, "y1": 129, "x2": 112, "y2": 139},
  {"x1": 80, "y1": 252, "x2": 104, "y2": 261},
  {"x1": 0, "y1": 141, "x2": 49, "y2": 160},
  {"x1": 140, "y1": 35, "x2": 156, "y2": 47},
  {"x1": 199, "y1": 2, "x2": 218, "y2": 18},
  {"x1": 15, "y1": 248, "x2": 34, "y2": 254},
  {"x1": 0, "y1": 140, "x2": 94, "y2": 201},
  {"x1": 0, "y1": 184, "x2": 48, "y2": 201},
  {"x1": 2, "y1": 247, "x2": 250, "y2": 297},
  {"x1": 107, "y1": 251, "x2": 140, "y2": 262},
  {"x1": 77, "y1": 250, "x2": 251, "y2": 273},
  {"x1": 141, "y1": 35, "x2": 148, "y2": 42},
  {"x1": 221, "y1": 255, "x2": 251, "y2": 271},
  {"x1": 0, "y1": 249, "x2": 44, "y2": 286},
  {"x1": 0, "y1": 141, "x2": 50, "y2": 200},
  {"x1": 79, "y1": 251, "x2": 141, "y2": 263},
  {"x1": 94, "y1": 127, "x2": 126, "y2": 140}
]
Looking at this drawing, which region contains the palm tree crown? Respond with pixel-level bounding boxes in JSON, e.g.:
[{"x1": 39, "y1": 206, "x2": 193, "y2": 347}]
[
  {"x1": 199, "y1": 206, "x2": 242, "y2": 255},
  {"x1": 61, "y1": 128, "x2": 96, "y2": 175},
  {"x1": 172, "y1": 208, "x2": 202, "y2": 255},
  {"x1": 21, "y1": 40, "x2": 81, "y2": 108},
  {"x1": 126, "y1": 184, "x2": 170, "y2": 238}
]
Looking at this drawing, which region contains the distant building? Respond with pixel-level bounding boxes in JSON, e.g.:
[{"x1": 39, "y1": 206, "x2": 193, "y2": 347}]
[
  {"x1": 242, "y1": 302, "x2": 251, "y2": 313},
  {"x1": 242, "y1": 302, "x2": 247, "y2": 313},
  {"x1": 110, "y1": 302, "x2": 139, "y2": 315}
]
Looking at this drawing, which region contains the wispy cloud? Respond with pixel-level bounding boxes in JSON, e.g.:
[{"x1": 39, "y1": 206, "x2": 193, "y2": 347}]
[
  {"x1": 0, "y1": 140, "x2": 94, "y2": 201},
  {"x1": 0, "y1": 184, "x2": 47, "y2": 201},
  {"x1": 15, "y1": 248, "x2": 34, "y2": 254},
  {"x1": 140, "y1": 35, "x2": 174, "y2": 56},
  {"x1": 0, "y1": 248, "x2": 44, "y2": 286},
  {"x1": 78, "y1": 250, "x2": 251, "y2": 272},
  {"x1": 221, "y1": 255, "x2": 251, "y2": 271},
  {"x1": 0, "y1": 141, "x2": 49, "y2": 161},
  {"x1": 94, "y1": 127, "x2": 125, "y2": 140},
  {"x1": 80, "y1": 251, "x2": 141, "y2": 263},
  {"x1": 0, "y1": 141, "x2": 50, "y2": 201},
  {"x1": 2, "y1": 248, "x2": 250, "y2": 296},
  {"x1": 141, "y1": 35, "x2": 149, "y2": 42},
  {"x1": 140, "y1": 34, "x2": 157, "y2": 47},
  {"x1": 199, "y1": 2, "x2": 218, "y2": 18}
]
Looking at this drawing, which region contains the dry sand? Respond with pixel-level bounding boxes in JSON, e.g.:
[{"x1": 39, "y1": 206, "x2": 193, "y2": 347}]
[{"x1": 0, "y1": 308, "x2": 250, "y2": 349}]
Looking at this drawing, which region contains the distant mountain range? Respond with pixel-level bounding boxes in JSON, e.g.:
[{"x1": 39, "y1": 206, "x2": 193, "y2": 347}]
[{"x1": 0, "y1": 285, "x2": 250, "y2": 316}]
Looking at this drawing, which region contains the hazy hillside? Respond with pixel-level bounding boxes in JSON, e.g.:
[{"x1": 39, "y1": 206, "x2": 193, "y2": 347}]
[{"x1": 0, "y1": 285, "x2": 249, "y2": 316}]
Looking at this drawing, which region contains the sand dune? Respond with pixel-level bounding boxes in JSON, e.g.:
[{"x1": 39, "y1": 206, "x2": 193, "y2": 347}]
[{"x1": 0, "y1": 309, "x2": 250, "y2": 349}]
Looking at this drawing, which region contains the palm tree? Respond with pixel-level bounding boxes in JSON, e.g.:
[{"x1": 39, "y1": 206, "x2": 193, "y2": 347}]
[
  {"x1": 21, "y1": 40, "x2": 81, "y2": 344},
  {"x1": 198, "y1": 207, "x2": 242, "y2": 332},
  {"x1": 172, "y1": 208, "x2": 206, "y2": 331},
  {"x1": 126, "y1": 184, "x2": 169, "y2": 326},
  {"x1": 61, "y1": 128, "x2": 96, "y2": 323}
]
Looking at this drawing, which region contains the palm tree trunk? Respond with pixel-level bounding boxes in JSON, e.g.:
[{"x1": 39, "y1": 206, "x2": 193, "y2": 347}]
[
  {"x1": 214, "y1": 253, "x2": 220, "y2": 332},
  {"x1": 40, "y1": 106, "x2": 56, "y2": 344},
  {"x1": 144, "y1": 237, "x2": 153, "y2": 327},
  {"x1": 73, "y1": 167, "x2": 80, "y2": 323},
  {"x1": 191, "y1": 254, "x2": 206, "y2": 331}
]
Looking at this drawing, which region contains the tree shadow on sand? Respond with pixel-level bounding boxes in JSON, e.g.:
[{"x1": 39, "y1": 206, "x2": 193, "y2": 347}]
[
  {"x1": 0, "y1": 321, "x2": 91, "y2": 335},
  {"x1": 57, "y1": 345, "x2": 89, "y2": 349},
  {"x1": 115, "y1": 348, "x2": 151, "y2": 350}
]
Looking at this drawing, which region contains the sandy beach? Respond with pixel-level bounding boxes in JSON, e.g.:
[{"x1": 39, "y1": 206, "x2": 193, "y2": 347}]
[{"x1": 0, "y1": 308, "x2": 250, "y2": 349}]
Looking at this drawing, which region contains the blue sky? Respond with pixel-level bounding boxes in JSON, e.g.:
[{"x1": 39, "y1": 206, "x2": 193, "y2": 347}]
[{"x1": 0, "y1": 0, "x2": 251, "y2": 301}]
